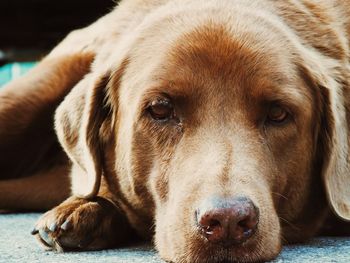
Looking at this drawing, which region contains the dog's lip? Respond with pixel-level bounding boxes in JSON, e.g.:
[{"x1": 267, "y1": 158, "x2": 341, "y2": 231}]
[
  {"x1": 189, "y1": 246, "x2": 260, "y2": 263},
  {"x1": 186, "y1": 233, "x2": 260, "y2": 263},
  {"x1": 186, "y1": 223, "x2": 263, "y2": 263}
]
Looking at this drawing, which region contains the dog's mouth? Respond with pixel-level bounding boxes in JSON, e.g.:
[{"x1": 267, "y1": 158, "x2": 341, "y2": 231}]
[
  {"x1": 174, "y1": 239, "x2": 264, "y2": 263},
  {"x1": 168, "y1": 220, "x2": 265, "y2": 262}
]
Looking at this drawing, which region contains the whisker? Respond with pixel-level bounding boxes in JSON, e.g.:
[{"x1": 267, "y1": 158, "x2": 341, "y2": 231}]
[
  {"x1": 279, "y1": 232, "x2": 289, "y2": 244},
  {"x1": 278, "y1": 216, "x2": 300, "y2": 231},
  {"x1": 272, "y1": 192, "x2": 288, "y2": 201}
]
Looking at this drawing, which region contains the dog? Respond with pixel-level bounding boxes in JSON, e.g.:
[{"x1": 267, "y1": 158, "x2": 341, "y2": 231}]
[{"x1": 1, "y1": 0, "x2": 350, "y2": 262}]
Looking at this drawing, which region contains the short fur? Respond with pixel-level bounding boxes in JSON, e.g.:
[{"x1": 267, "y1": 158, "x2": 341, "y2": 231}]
[{"x1": 1, "y1": 0, "x2": 350, "y2": 262}]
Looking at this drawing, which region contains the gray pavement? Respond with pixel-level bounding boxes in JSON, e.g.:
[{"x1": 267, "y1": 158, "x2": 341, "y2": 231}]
[{"x1": 0, "y1": 213, "x2": 349, "y2": 262}]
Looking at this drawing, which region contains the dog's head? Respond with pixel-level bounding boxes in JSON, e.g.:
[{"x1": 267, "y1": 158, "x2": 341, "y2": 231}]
[{"x1": 55, "y1": 4, "x2": 350, "y2": 262}]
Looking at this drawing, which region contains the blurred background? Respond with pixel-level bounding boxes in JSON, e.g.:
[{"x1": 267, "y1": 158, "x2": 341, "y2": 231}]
[{"x1": 0, "y1": 0, "x2": 116, "y2": 85}]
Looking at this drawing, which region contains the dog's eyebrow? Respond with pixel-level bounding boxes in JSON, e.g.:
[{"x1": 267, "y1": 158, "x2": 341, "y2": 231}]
[
  {"x1": 243, "y1": 68, "x2": 311, "y2": 105},
  {"x1": 142, "y1": 77, "x2": 195, "y2": 99}
]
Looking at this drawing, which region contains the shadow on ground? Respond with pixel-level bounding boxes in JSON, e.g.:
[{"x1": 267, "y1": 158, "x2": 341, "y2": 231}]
[{"x1": 1, "y1": 213, "x2": 349, "y2": 263}]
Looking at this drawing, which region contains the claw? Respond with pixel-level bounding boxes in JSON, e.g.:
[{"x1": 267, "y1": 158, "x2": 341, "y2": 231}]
[
  {"x1": 39, "y1": 229, "x2": 54, "y2": 246},
  {"x1": 61, "y1": 219, "x2": 72, "y2": 231},
  {"x1": 49, "y1": 222, "x2": 57, "y2": 232},
  {"x1": 31, "y1": 228, "x2": 39, "y2": 235}
]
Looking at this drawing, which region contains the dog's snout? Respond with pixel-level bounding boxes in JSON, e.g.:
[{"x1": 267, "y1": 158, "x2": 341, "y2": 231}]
[{"x1": 196, "y1": 196, "x2": 259, "y2": 246}]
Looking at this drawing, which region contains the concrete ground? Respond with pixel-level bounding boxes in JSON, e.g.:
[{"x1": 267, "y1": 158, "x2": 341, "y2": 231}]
[{"x1": 1, "y1": 213, "x2": 350, "y2": 263}]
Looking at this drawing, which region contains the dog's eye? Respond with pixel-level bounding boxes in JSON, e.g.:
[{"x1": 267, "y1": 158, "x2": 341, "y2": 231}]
[
  {"x1": 267, "y1": 105, "x2": 289, "y2": 124},
  {"x1": 148, "y1": 99, "x2": 174, "y2": 121}
]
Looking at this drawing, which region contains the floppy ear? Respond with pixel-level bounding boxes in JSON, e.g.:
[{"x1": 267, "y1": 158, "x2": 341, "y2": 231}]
[
  {"x1": 55, "y1": 71, "x2": 113, "y2": 198},
  {"x1": 300, "y1": 62, "x2": 350, "y2": 221},
  {"x1": 322, "y1": 80, "x2": 350, "y2": 221}
]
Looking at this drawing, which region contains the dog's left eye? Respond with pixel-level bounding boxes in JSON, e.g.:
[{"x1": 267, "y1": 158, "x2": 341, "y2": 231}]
[
  {"x1": 148, "y1": 99, "x2": 174, "y2": 121},
  {"x1": 267, "y1": 105, "x2": 289, "y2": 124}
]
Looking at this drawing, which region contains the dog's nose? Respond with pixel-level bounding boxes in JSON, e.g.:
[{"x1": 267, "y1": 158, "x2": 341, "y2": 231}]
[{"x1": 196, "y1": 196, "x2": 259, "y2": 246}]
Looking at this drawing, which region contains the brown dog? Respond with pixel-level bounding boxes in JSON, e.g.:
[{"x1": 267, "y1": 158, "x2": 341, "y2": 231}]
[{"x1": 1, "y1": 0, "x2": 350, "y2": 262}]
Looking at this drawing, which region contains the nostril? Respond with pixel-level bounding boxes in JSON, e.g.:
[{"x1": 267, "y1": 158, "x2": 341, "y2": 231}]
[
  {"x1": 234, "y1": 206, "x2": 259, "y2": 240},
  {"x1": 237, "y1": 217, "x2": 255, "y2": 238},
  {"x1": 238, "y1": 218, "x2": 250, "y2": 232},
  {"x1": 197, "y1": 211, "x2": 226, "y2": 243},
  {"x1": 238, "y1": 215, "x2": 257, "y2": 229},
  {"x1": 203, "y1": 219, "x2": 221, "y2": 235}
]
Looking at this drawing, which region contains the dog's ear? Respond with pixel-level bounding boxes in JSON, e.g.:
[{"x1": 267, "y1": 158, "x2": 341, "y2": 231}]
[
  {"x1": 55, "y1": 71, "x2": 114, "y2": 198},
  {"x1": 322, "y1": 79, "x2": 350, "y2": 221},
  {"x1": 299, "y1": 61, "x2": 350, "y2": 221}
]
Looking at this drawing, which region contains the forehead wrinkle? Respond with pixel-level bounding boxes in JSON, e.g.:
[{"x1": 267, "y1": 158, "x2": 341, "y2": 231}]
[
  {"x1": 164, "y1": 24, "x2": 292, "y2": 101},
  {"x1": 247, "y1": 76, "x2": 311, "y2": 107},
  {"x1": 164, "y1": 24, "x2": 312, "y2": 113},
  {"x1": 168, "y1": 24, "x2": 266, "y2": 85}
]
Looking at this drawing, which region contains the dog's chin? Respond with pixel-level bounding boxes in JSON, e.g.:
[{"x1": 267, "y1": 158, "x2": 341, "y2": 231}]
[{"x1": 157, "y1": 230, "x2": 282, "y2": 263}]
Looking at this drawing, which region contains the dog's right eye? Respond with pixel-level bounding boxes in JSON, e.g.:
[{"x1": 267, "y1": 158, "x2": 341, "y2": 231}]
[{"x1": 148, "y1": 99, "x2": 174, "y2": 121}]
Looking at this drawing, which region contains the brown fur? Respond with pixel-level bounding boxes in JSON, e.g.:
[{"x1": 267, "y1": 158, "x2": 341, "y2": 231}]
[{"x1": 1, "y1": 0, "x2": 350, "y2": 262}]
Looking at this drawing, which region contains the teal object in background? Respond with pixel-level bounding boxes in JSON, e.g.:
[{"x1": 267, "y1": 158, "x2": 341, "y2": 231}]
[{"x1": 0, "y1": 62, "x2": 37, "y2": 87}]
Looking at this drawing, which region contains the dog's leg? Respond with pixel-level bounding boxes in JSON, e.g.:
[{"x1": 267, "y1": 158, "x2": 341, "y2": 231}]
[
  {"x1": 0, "y1": 165, "x2": 71, "y2": 211},
  {"x1": 31, "y1": 183, "x2": 135, "y2": 251},
  {"x1": 0, "y1": 54, "x2": 93, "y2": 180}
]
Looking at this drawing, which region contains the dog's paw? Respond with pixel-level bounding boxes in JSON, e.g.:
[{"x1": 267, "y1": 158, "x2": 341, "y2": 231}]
[{"x1": 31, "y1": 196, "x2": 131, "y2": 251}]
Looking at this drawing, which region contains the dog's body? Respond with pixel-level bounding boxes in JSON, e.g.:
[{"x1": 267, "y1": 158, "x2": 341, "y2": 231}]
[{"x1": 1, "y1": 0, "x2": 350, "y2": 262}]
